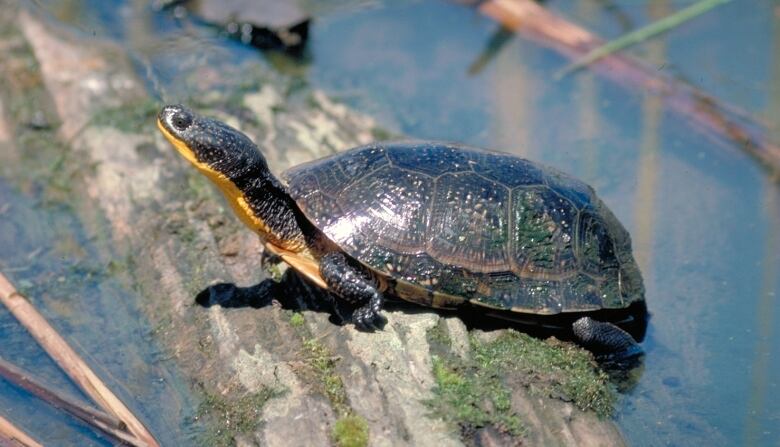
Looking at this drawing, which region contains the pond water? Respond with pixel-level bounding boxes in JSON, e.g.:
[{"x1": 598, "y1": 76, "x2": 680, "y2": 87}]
[
  {"x1": 0, "y1": 179, "x2": 198, "y2": 446},
  {"x1": 2, "y1": 0, "x2": 779, "y2": 445}
]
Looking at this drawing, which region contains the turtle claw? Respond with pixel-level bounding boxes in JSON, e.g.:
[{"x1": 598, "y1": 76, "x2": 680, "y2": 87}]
[
  {"x1": 353, "y1": 306, "x2": 380, "y2": 331},
  {"x1": 352, "y1": 299, "x2": 387, "y2": 331}
]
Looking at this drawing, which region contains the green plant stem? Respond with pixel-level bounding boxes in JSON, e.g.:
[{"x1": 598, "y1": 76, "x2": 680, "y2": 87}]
[{"x1": 556, "y1": 0, "x2": 731, "y2": 79}]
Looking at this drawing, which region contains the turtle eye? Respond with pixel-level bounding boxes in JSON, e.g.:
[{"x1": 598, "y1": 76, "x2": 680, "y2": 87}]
[{"x1": 171, "y1": 110, "x2": 193, "y2": 131}]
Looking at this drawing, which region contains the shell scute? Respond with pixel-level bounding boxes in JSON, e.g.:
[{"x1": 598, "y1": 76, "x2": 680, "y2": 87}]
[
  {"x1": 428, "y1": 172, "x2": 510, "y2": 272},
  {"x1": 472, "y1": 152, "x2": 547, "y2": 187},
  {"x1": 544, "y1": 169, "x2": 595, "y2": 209},
  {"x1": 386, "y1": 142, "x2": 473, "y2": 176},
  {"x1": 335, "y1": 165, "x2": 433, "y2": 253},
  {"x1": 338, "y1": 145, "x2": 388, "y2": 177},
  {"x1": 511, "y1": 187, "x2": 578, "y2": 273}
]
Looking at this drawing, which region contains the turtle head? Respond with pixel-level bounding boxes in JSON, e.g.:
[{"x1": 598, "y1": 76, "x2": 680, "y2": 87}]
[
  {"x1": 157, "y1": 105, "x2": 308, "y2": 251},
  {"x1": 157, "y1": 104, "x2": 270, "y2": 181}
]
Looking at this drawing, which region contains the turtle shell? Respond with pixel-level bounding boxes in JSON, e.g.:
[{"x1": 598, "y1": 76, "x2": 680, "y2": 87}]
[{"x1": 282, "y1": 141, "x2": 644, "y2": 315}]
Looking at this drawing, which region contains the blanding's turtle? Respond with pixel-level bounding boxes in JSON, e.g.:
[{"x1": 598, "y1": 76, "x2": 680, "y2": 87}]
[{"x1": 157, "y1": 105, "x2": 646, "y2": 359}]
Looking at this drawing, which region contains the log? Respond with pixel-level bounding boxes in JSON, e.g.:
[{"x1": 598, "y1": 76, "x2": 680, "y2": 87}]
[
  {"x1": 0, "y1": 273, "x2": 158, "y2": 447},
  {"x1": 475, "y1": 0, "x2": 780, "y2": 174},
  {"x1": 0, "y1": 415, "x2": 42, "y2": 447}
]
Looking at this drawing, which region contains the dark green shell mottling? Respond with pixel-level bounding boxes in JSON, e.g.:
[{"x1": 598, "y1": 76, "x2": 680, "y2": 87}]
[{"x1": 282, "y1": 141, "x2": 644, "y2": 315}]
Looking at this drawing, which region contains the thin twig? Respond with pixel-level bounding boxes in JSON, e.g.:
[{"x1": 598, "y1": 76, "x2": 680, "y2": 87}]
[
  {"x1": 0, "y1": 356, "x2": 148, "y2": 446},
  {"x1": 474, "y1": 0, "x2": 780, "y2": 175},
  {"x1": 0, "y1": 415, "x2": 42, "y2": 447},
  {"x1": 0, "y1": 272, "x2": 160, "y2": 447}
]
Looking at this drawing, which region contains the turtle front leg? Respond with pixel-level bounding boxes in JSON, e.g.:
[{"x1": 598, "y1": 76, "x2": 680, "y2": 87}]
[
  {"x1": 320, "y1": 252, "x2": 384, "y2": 329},
  {"x1": 572, "y1": 317, "x2": 642, "y2": 360}
]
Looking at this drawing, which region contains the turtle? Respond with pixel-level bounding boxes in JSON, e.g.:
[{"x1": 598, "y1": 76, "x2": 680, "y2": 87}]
[{"x1": 157, "y1": 105, "x2": 647, "y2": 359}]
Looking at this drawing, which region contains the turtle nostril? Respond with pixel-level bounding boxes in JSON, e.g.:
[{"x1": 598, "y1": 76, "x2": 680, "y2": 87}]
[{"x1": 171, "y1": 110, "x2": 193, "y2": 131}]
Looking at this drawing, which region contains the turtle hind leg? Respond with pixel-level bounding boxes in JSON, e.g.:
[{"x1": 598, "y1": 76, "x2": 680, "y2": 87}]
[
  {"x1": 572, "y1": 317, "x2": 643, "y2": 361},
  {"x1": 320, "y1": 252, "x2": 384, "y2": 330}
]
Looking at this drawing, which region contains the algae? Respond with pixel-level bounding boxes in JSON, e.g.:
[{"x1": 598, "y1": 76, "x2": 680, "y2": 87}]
[
  {"x1": 289, "y1": 311, "x2": 305, "y2": 328},
  {"x1": 332, "y1": 415, "x2": 369, "y2": 447},
  {"x1": 90, "y1": 98, "x2": 160, "y2": 134},
  {"x1": 301, "y1": 337, "x2": 349, "y2": 415},
  {"x1": 302, "y1": 336, "x2": 370, "y2": 447},
  {"x1": 426, "y1": 321, "x2": 524, "y2": 436},
  {"x1": 289, "y1": 313, "x2": 371, "y2": 446},
  {"x1": 370, "y1": 126, "x2": 394, "y2": 141},
  {"x1": 265, "y1": 260, "x2": 286, "y2": 282},
  {"x1": 426, "y1": 322, "x2": 617, "y2": 439},
  {"x1": 430, "y1": 356, "x2": 524, "y2": 436},
  {"x1": 197, "y1": 384, "x2": 283, "y2": 447},
  {"x1": 473, "y1": 331, "x2": 615, "y2": 417}
]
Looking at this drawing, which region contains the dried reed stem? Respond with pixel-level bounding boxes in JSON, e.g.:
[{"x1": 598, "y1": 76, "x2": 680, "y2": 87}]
[{"x1": 0, "y1": 272, "x2": 159, "y2": 447}]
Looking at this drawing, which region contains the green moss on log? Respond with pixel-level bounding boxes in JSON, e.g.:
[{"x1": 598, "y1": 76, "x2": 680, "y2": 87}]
[
  {"x1": 290, "y1": 315, "x2": 371, "y2": 446},
  {"x1": 197, "y1": 385, "x2": 283, "y2": 447},
  {"x1": 332, "y1": 415, "x2": 369, "y2": 447},
  {"x1": 426, "y1": 323, "x2": 616, "y2": 439},
  {"x1": 473, "y1": 331, "x2": 616, "y2": 417}
]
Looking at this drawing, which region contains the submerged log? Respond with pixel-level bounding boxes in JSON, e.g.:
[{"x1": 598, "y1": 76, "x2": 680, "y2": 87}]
[{"x1": 161, "y1": 0, "x2": 310, "y2": 56}]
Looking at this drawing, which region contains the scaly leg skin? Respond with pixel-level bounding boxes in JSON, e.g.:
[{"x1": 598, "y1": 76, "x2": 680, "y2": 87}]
[
  {"x1": 572, "y1": 317, "x2": 643, "y2": 362},
  {"x1": 319, "y1": 252, "x2": 384, "y2": 329}
]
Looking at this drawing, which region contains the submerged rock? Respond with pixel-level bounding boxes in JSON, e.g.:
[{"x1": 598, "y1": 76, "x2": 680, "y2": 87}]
[{"x1": 162, "y1": 0, "x2": 310, "y2": 56}]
